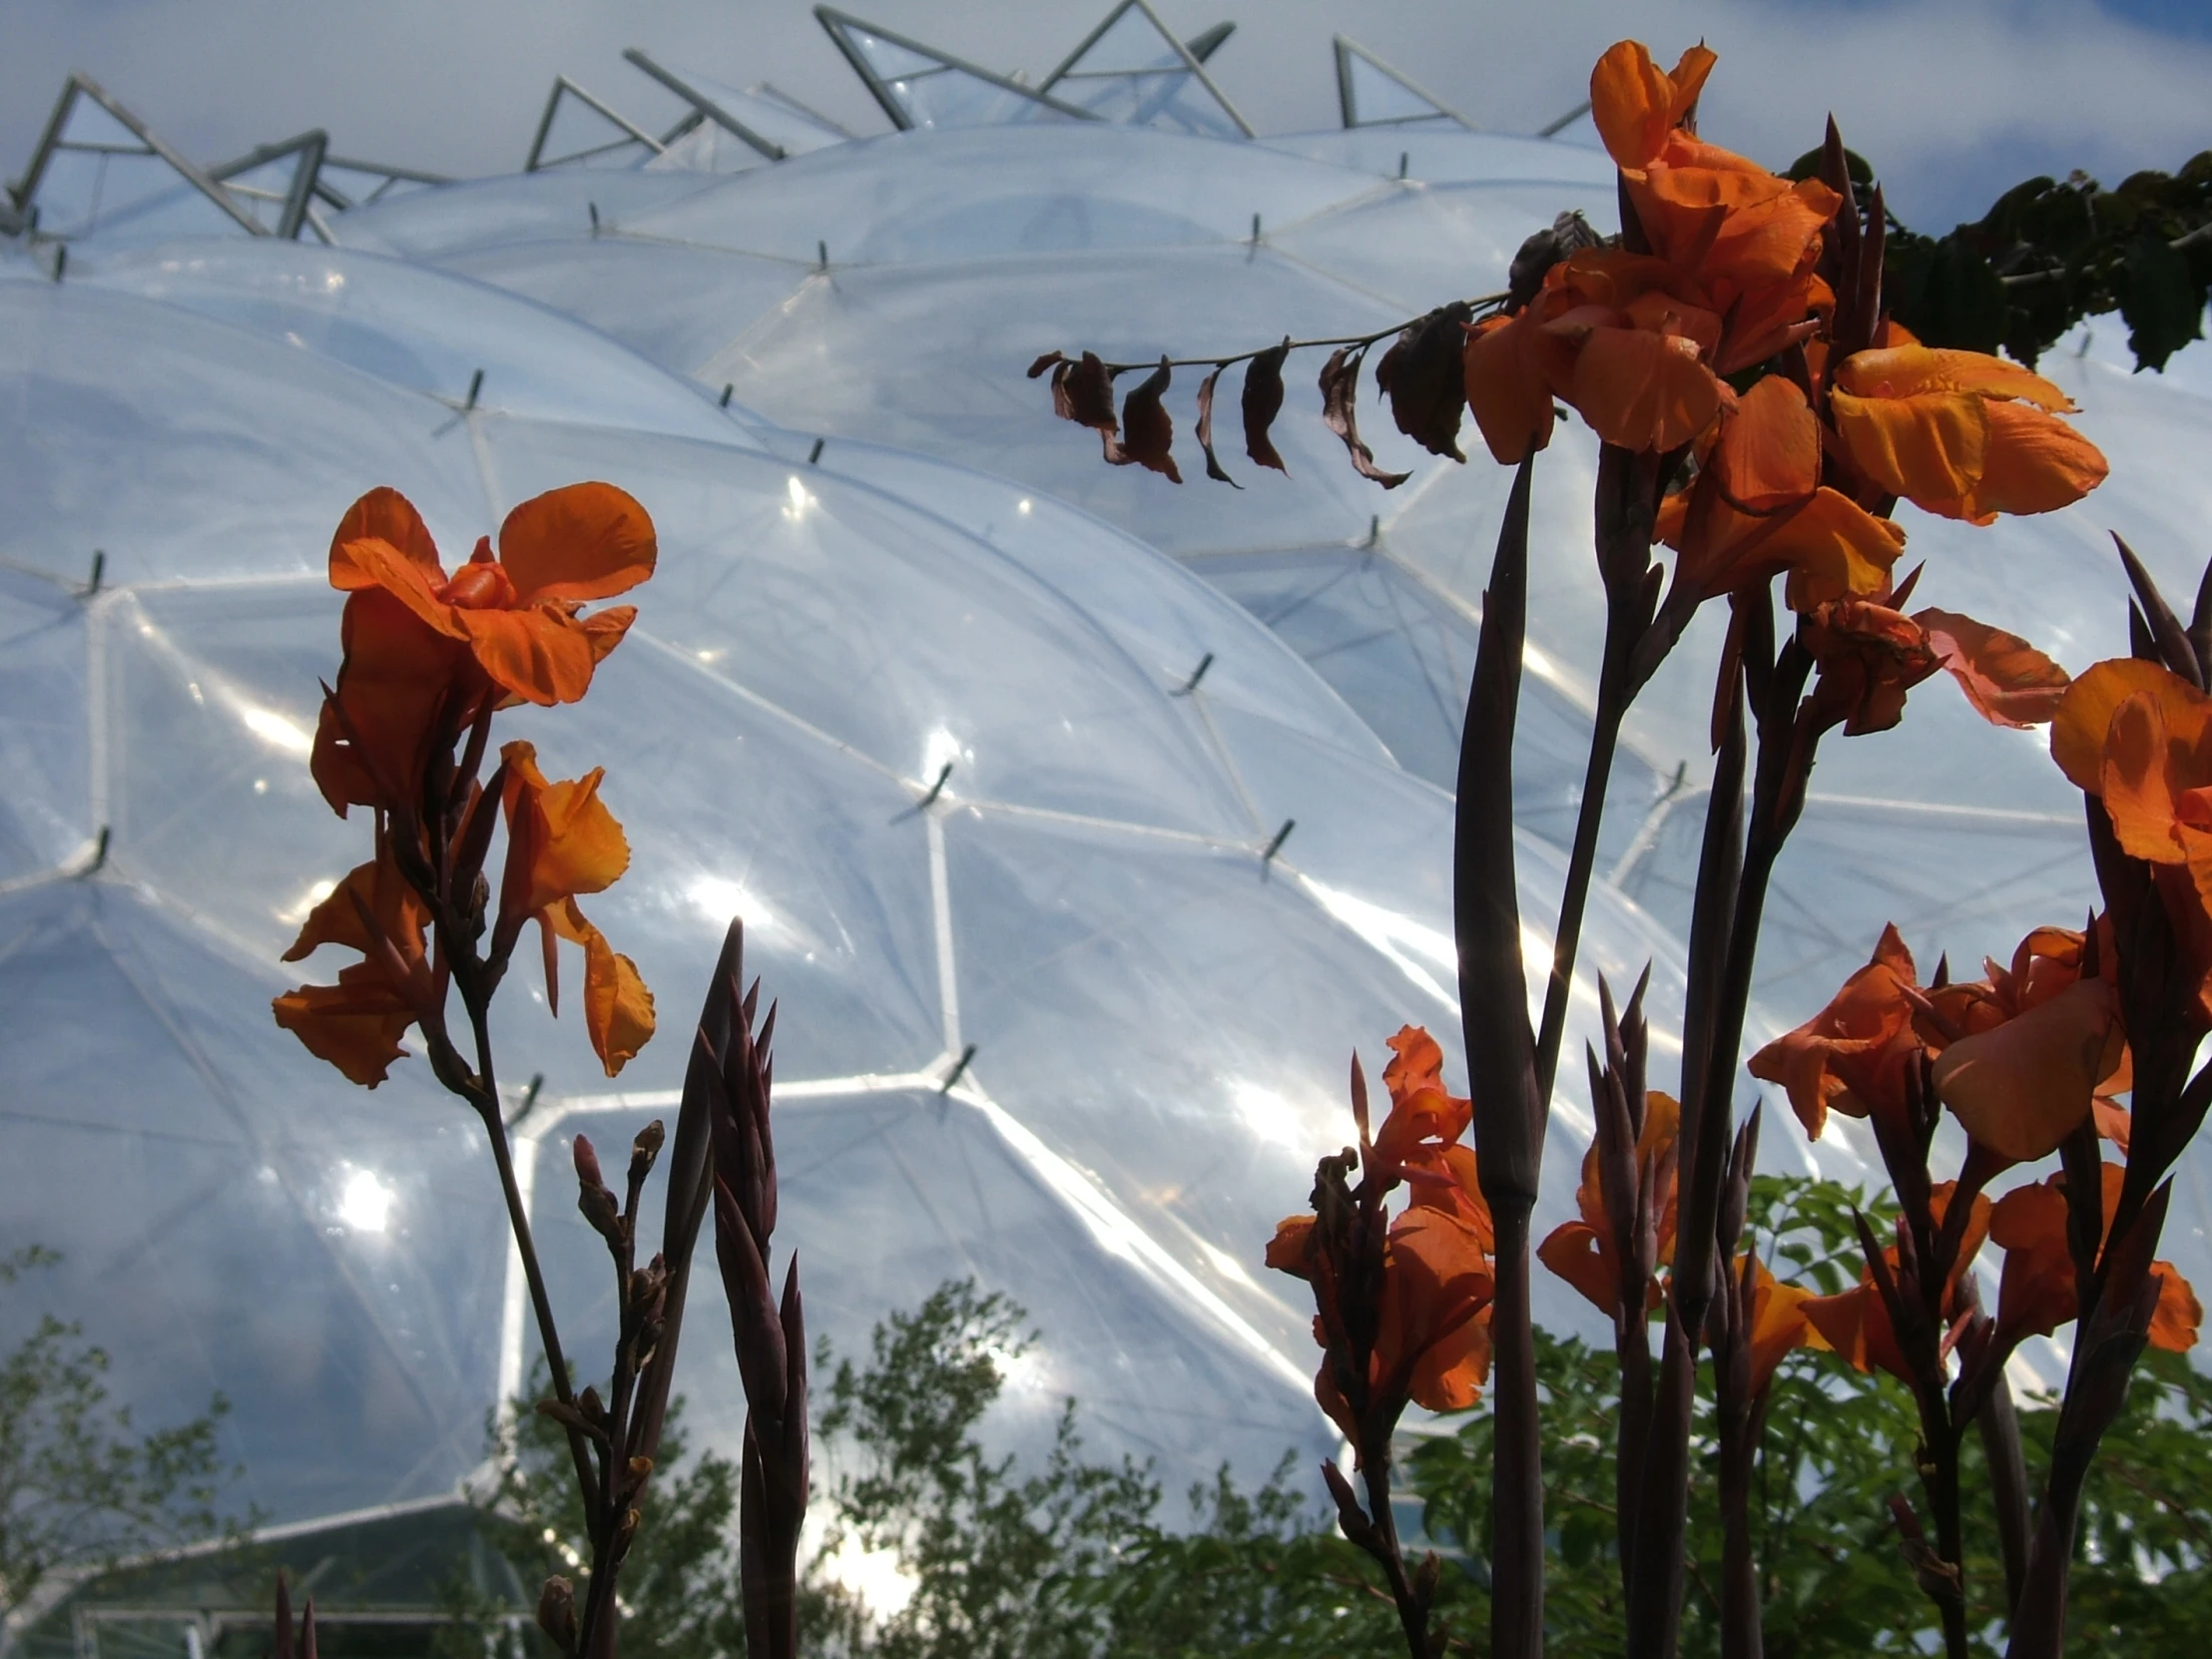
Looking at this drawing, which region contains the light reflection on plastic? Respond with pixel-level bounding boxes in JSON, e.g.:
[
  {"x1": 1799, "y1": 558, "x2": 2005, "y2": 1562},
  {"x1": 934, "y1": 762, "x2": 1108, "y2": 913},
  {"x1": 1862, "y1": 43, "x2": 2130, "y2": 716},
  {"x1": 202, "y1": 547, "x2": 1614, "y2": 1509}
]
[
  {"x1": 920, "y1": 726, "x2": 966, "y2": 785},
  {"x1": 240, "y1": 705, "x2": 312, "y2": 757},
  {"x1": 1230, "y1": 1080, "x2": 1309, "y2": 1154},
  {"x1": 336, "y1": 1167, "x2": 395, "y2": 1233},
  {"x1": 784, "y1": 475, "x2": 811, "y2": 519},
  {"x1": 277, "y1": 877, "x2": 337, "y2": 927},
  {"x1": 1299, "y1": 877, "x2": 1456, "y2": 1012},
  {"x1": 688, "y1": 873, "x2": 776, "y2": 932}
]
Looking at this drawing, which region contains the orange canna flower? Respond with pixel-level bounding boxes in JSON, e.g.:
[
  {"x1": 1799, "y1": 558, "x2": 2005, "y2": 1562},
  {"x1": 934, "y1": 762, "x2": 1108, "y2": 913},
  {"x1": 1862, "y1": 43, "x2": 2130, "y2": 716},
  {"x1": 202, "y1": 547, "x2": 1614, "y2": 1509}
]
[
  {"x1": 1828, "y1": 347, "x2": 2107, "y2": 524},
  {"x1": 1536, "y1": 1090, "x2": 1678, "y2": 1315},
  {"x1": 273, "y1": 836, "x2": 434, "y2": 1086},
  {"x1": 1740, "y1": 1255, "x2": 1825, "y2": 1397},
  {"x1": 1930, "y1": 976, "x2": 2121, "y2": 1164},
  {"x1": 1656, "y1": 371, "x2": 1907, "y2": 611},
  {"x1": 2049, "y1": 659, "x2": 2212, "y2": 1021},
  {"x1": 1374, "y1": 1024, "x2": 1472, "y2": 1172},
  {"x1": 1375, "y1": 1198, "x2": 1497, "y2": 1415},
  {"x1": 1987, "y1": 1165, "x2": 2200, "y2": 1352},
  {"x1": 1748, "y1": 923, "x2": 1926, "y2": 1140},
  {"x1": 1914, "y1": 609, "x2": 2072, "y2": 729},
  {"x1": 1803, "y1": 1182, "x2": 1990, "y2": 1383},
  {"x1": 327, "y1": 483, "x2": 654, "y2": 709},
  {"x1": 495, "y1": 741, "x2": 656, "y2": 1076},
  {"x1": 1799, "y1": 594, "x2": 1943, "y2": 736}
]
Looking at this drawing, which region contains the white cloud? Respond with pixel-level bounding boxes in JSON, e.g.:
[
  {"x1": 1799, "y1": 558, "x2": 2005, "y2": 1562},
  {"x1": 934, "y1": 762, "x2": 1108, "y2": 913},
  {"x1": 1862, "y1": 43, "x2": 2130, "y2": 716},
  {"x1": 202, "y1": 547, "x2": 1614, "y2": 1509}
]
[{"x1": 5, "y1": 2, "x2": 2205, "y2": 234}]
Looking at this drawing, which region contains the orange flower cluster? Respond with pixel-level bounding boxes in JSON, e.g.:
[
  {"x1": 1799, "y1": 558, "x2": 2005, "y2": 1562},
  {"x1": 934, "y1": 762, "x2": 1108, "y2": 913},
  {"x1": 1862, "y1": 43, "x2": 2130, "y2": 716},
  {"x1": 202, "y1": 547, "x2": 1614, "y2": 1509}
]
[
  {"x1": 1750, "y1": 922, "x2": 2126, "y2": 1164},
  {"x1": 276, "y1": 485, "x2": 658, "y2": 1085},
  {"x1": 1988, "y1": 1165, "x2": 2201, "y2": 1353},
  {"x1": 1267, "y1": 1026, "x2": 1495, "y2": 1433},
  {"x1": 1802, "y1": 1183, "x2": 1989, "y2": 1382},
  {"x1": 1535, "y1": 1088, "x2": 1679, "y2": 1315},
  {"x1": 2052, "y1": 658, "x2": 2212, "y2": 1021},
  {"x1": 1465, "y1": 40, "x2": 2107, "y2": 625}
]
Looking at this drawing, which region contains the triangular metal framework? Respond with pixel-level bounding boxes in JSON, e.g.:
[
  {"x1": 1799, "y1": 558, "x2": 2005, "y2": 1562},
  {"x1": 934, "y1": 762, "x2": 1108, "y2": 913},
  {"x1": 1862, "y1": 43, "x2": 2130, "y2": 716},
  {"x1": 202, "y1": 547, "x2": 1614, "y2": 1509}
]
[
  {"x1": 206, "y1": 129, "x2": 326, "y2": 240},
  {"x1": 1040, "y1": 1, "x2": 1253, "y2": 138},
  {"x1": 815, "y1": 6, "x2": 1099, "y2": 132},
  {"x1": 524, "y1": 74, "x2": 670, "y2": 171},
  {"x1": 621, "y1": 48, "x2": 792, "y2": 163},
  {"x1": 1332, "y1": 36, "x2": 1473, "y2": 131},
  {"x1": 5, "y1": 73, "x2": 266, "y2": 240},
  {"x1": 309, "y1": 156, "x2": 451, "y2": 213}
]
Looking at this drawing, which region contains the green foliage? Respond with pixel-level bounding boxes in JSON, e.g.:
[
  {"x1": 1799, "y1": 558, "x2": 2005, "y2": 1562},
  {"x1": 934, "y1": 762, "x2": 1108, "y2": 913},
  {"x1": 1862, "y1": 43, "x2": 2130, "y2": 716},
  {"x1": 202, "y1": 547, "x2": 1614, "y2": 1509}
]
[
  {"x1": 448, "y1": 1207, "x2": 2212, "y2": 1657},
  {"x1": 809, "y1": 1279, "x2": 1426, "y2": 1658},
  {"x1": 1883, "y1": 156, "x2": 2212, "y2": 370},
  {"x1": 0, "y1": 1247, "x2": 237, "y2": 1622}
]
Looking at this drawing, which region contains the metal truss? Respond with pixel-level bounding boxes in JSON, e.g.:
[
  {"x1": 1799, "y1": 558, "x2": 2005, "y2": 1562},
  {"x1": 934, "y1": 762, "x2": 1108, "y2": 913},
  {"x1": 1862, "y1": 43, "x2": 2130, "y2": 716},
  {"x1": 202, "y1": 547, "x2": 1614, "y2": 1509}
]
[
  {"x1": 1040, "y1": 0, "x2": 1254, "y2": 138},
  {"x1": 5, "y1": 72, "x2": 266, "y2": 240},
  {"x1": 814, "y1": 5, "x2": 1099, "y2": 132},
  {"x1": 1332, "y1": 35, "x2": 1474, "y2": 131}
]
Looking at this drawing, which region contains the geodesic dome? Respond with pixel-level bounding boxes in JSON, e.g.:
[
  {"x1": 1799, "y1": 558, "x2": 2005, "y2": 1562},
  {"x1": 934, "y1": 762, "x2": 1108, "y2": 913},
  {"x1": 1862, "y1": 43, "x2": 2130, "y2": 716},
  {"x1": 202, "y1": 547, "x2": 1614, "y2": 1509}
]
[{"x1": 5, "y1": 9, "x2": 2208, "y2": 1543}]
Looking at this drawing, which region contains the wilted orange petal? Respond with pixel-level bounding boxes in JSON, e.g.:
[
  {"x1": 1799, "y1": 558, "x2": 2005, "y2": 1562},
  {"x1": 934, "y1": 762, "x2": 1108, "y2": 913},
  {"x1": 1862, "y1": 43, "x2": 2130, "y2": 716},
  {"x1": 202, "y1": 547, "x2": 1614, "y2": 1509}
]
[
  {"x1": 273, "y1": 963, "x2": 418, "y2": 1087},
  {"x1": 1829, "y1": 387, "x2": 1988, "y2": 517},
  {"x1": 1961, "y1": 399, "x2": 2109, "y2": 519},
  {"x1": 1835, "y1": 346, "x2": 2073, "y2": 411},
  {"x1": 2150, "y1": 1265, "x2": 2202, "y2": 1353},
  {"x1": 497, "y1": 482, "x2": 658, "y2": 606},
  {"x1": 577, "y1": 604, "x2": 639, "y2": 668},
  {"x1": 1702, "y1": 178, "x2": 1842, "y2": 290},
  {"x1": 1933, "y1": 976, "x2": 2119, "y2": 1162},
  {"x1": 1714, "y1": 373, "x2": 1818, "y2": 510},
  {"x1": 2049, "y1": 658, "x2": 2199, "y2": 794},
  {"x1": 1913, "y1": 609, "x2": 2071, "y2": 728},
  {"x1": 1463, "y1": 312, "x2": 1556, "y2": 465},
  {"x1": 549, "y1": 897, "x2": 656, "y2": 1076},
  {"x1": 459, "y1": 607, "x2": 600, "y2": 706},
  {"x1": 328, "y1": 487, "x2": 443, "y2": 588},
  {"x1": 1570, "y1": 325, "x2": 1723, "y2": 452}
]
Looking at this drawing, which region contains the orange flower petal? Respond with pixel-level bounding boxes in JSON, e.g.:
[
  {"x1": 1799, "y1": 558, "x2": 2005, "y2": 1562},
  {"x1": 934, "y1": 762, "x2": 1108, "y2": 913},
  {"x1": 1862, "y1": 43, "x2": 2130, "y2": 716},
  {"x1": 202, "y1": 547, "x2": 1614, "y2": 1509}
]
[
  {"x1": 1462, "y1": 311, "x2": 1556, "y2": 465},
  {"x1": 1829, "y1": 386, "x2": 1989, "y2": 517},
  {"x1": 330, "y1": 532, "x2": 468, "y2": 639},
  {"x1": 281, "y1": 851, "x2": 428, "y2": 966},
  {"x1": 1713, "y1": 373, "x2": 1819, "y2": 511},
  {"x1": 458, "y1": 607, "x2": 601, "y2": 706},
  {"x1": 1912, "y1": 609, "x2": 2071, "y2": 728},
  {"x1": 1960, "y1": 399, "x2": 2109, "y2": 519},
  {"x1": 272, "y1": 962, "x2": 418, "y2": 1087},
  {"x1": 1536, "y1": 1220, "x2": 1617, "y2": 1316},
  {"x1": 2049, "y1": 658, "x2": 2198, "y2": 794},
  {"x1": 549, "y1": 896, "x2": 656, "y2": 1076},
  {"x1": 328, "y1": 487, "x2": 443, "y2": 588},
  {"x1": 2150, "y1": 1264, "x2": 2202, "y2": 1353},
  {"x1": 498, "y1": 740, "x2": 634, "y2": 915},
  {"x1": 1589, "y1": 40, "x2": 1715, "y2": 173},
  {"x1": 1768, "y1": 488, "x2": 1909, "y2": 610},
  {"x1": 1265, "y1": 1215, "x2": 1316, "y2": 1278},
  {"x1": 1744, "y1": 1260, "x2": 1819, "y2": 1396},
  {"x1": 1569, "y1": 324, "x2": 1724, "y2": 452},
  {"x1": 1933, "y1": 975, "x2": 2119, "y2": 1162},
  {"x1": 2099, "y1": 691, "x2": 2196, "y2": 863},
  {"x1": 312, "y1": 588, "x2": 476, "y2": 815},
  {"x1": 497, "y1": 482, "x2": 658, "y2": 606},
  {"x1": 1834, "y1": 346, "x2": 2072, "y2": 411}
]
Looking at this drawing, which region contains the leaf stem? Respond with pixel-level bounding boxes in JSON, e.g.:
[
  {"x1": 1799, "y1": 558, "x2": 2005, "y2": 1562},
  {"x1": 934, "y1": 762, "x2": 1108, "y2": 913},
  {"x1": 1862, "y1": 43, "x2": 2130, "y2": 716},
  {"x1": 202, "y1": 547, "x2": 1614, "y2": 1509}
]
[{"x1": 1086, "y1": 292, "x2": 1505, "y2": 375}]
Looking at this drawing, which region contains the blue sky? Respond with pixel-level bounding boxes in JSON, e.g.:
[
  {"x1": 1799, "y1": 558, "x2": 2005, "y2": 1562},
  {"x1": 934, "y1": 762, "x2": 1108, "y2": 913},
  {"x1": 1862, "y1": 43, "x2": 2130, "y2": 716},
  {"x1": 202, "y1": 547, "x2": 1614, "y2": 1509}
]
[{"x1": 4, "y1": 1, "x2": 2208, "y2": 229}]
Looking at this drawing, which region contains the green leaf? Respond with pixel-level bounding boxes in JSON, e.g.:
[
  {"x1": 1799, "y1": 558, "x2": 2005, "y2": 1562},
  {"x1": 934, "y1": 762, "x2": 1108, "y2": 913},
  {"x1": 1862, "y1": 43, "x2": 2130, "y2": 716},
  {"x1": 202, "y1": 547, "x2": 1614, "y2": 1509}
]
[
  {"x1": 2118, "y1": 230, "x2": 2207, "y2": 371},
  {"x1": 1885, "y1": 231, "x2": 2009, "y2": 356}
]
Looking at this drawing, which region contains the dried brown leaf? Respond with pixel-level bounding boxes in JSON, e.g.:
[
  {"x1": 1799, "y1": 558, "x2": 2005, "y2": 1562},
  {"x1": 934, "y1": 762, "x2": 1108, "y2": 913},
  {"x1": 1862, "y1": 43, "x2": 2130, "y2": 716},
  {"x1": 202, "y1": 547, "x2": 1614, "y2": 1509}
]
[
  {"x1": 1048, "y1": 349, "x2": 1120, "y2": 436},
  {"x1": 1375, "y1": 300, "x2": 1474, "y2": 462},
  {"x1": 1112, "y1": 355, "x2": 1182, "y2": 482},
  {"x1": 1319, "y1": 345, "x2": 1410, "y2": 489},
  {"x1": 1195, "y1": 364, "x2": 1241, "y2": 487},
  {"x1": 1243, "y1": 337, "x2": 1292, "y2": 473}
]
